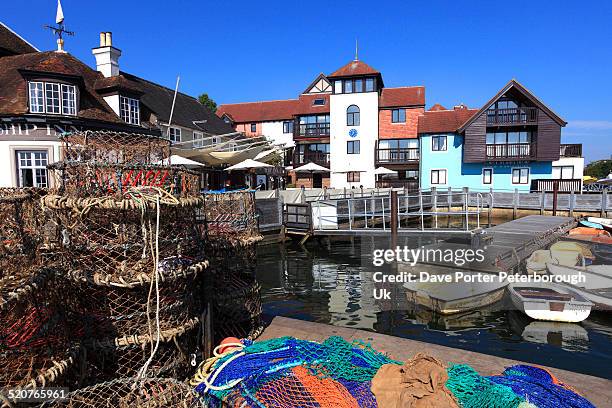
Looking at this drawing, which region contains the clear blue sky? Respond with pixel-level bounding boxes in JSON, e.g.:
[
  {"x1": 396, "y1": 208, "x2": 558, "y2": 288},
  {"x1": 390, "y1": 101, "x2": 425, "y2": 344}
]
[{"x1": 3, "y1": 0, "x2": 611, "y2": 162}]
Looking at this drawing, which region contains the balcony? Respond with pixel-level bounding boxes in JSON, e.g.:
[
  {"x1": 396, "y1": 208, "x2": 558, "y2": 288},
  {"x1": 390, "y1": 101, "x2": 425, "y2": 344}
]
[
  {"x1": 486, "y1": 107, "x2": 538, "y2": 125},
  {"x1": 486, "y1": 143, "x2": 535, "y2": 160},
  {"x1": 375, "y1": 148, "x2": 419, "y2": 164},
  {"x1": 559, "y1": 144, "x2": 582, "y2": 158},
  {"x1": 293, "y1": 151, "x2": 330, "y2": 167},
  {"x1": 375, "y1": 179, "x2": 419, "y2": 191},
  {"x1": 296, "y1": 123, "x2": 330, "y2": 138}
]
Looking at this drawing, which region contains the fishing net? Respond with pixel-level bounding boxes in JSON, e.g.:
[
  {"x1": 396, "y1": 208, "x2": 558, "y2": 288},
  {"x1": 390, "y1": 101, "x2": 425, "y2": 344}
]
[
  {"x1": 39, "y1": 377, "x2": 206, "y2": 407},
  {"x1": 58, "y1": 131, "x2": 171, "y2": 166},
  {"x1": 0, "y1": 346, "x2": 79, "y2": 405},
  {"x1": 0, "y1": 187, "x2": 46, "y2": 276},
  {"x1": 49, "y1": 162, "x2": 201, "y2": 199},
  {"x1": 446, "y1": 364, "x2": 596, "y2": 408},
  {"x1": 41, "y1": 193, "x2": 205, "y2": 280},
  {"x1": 82, "y1": 318, "x2": 200, "y2": 384},
  {"x1": 203, "y1": 191, "x2": 262, "y2": 246},
  {"x1": 62, "y1": 261, "x2": 207, "y2": 339},
  {"x1": 191, "y1": 336, "x2": 398, "y2": 407}
]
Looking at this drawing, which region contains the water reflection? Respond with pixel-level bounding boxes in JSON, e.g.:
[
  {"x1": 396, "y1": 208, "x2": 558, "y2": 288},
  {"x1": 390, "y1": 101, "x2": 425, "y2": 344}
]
[{"x1": 255, "y1": 238, "x2": 612, "y2": 378}]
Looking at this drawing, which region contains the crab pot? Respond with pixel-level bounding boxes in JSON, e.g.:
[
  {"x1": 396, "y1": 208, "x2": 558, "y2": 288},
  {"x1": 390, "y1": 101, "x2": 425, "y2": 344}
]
[{"x1": 39, "y1": 377, "x2": 206, "y2": 408}]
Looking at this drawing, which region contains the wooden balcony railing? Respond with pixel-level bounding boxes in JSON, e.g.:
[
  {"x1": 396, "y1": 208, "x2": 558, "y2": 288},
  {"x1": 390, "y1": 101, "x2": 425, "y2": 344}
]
[
  {"x1": 559, "y1": 144, "x2": 582, "y2": 158},
  {"x1": 375, "y1": 148, "x2": 419, "y2": 164},
  {"x1": 293, "y1": 152, "x2": 330, "y2": 166},
  {"x1": 486, "y1": 107, "x2": 538, "y2": 125},
  {"x1": 486, "y1": 143, "x2": 535, "y2": 160},
  {"x1": 531, "y1": 178, "x2": 582, "y2": 193},
  {"x1": 295, "y1": 123, "x2": 330, "y2": 138},
  {"x1": 375, "y1": 179, "x2": 419, "y2": 191}
]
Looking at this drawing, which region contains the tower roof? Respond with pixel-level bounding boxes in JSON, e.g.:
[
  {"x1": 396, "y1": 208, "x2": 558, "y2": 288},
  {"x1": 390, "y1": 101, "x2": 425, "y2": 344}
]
[{"x1": 328, "y1": 60, "x2": 380, "y2": 78}]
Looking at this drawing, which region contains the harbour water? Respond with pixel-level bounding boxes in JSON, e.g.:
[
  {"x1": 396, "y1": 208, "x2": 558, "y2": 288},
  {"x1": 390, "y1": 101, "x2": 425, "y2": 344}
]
[{"x1": 256, "y1": 237, "x2": 612, "y2": 379}]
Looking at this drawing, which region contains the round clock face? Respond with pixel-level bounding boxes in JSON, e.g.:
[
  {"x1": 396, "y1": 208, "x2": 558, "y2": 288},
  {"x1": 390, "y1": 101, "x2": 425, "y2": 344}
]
[{"x1": 349, "y1": 129, "x2": 358, "y2": 138}]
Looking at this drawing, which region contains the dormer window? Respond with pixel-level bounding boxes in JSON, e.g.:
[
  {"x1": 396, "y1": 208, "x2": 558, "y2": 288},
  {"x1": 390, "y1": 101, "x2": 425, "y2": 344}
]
[
  {"x1": 28, "y1": 81, "x2": 77, "y2": 115},
  {"x1": 120, "y1": 96, "x2": 140, "y2": 125},
  {"x1": 313, "y1": 98, "x2": 325, "y2": 106}
]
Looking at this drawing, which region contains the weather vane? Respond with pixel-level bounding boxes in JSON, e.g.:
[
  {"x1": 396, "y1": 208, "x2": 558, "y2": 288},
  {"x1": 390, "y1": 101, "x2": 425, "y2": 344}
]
[{"x1": 44, "y1": 0, "x2": 74, "y2": 52}]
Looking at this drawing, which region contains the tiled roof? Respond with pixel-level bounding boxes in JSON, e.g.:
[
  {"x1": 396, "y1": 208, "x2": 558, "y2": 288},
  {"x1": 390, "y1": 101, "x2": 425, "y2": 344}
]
[
  {"x1": 328, "y1": 60, "x2": 380, "y2": 77},
  {"x1": 295, "y1": 94, "x2": 330, "y2": 115},
  {"x1": 121, "y1": 72, "x2": 235, "y2": 135},
  {"x1": 418, "y1": 106, "x2": 478, "y2": 133},
  {"x1": 380, "y1": 86, "x2": 425, "y2": 107},
  {"x1": 0, "y1": 51, "x2": 122, "y2": 123},
  {"x1": 0, "y1": 22, "x2": 37, "y2": 57},
  {"x1": 428, "y1": 103, "x2": 447, "y2": 111},
  {"x1": 95, "y1": 74, "x2": 143, "y2": 95},
  {"x1": 217, "y1": 99, "x2": 298, "y2": 123}
]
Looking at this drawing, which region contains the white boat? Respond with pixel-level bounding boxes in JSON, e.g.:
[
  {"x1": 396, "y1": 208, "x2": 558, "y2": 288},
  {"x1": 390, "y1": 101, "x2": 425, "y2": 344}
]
[
  {"x1": 526, "y1": 250, "x2": 555, "y2": 275},
  {"x1": 587, "y1": 217, "x2": 612, "y2": 231},
  {"x1": 403, "y1": 269, "x2": 507, "y2": 315},
  {"x1": 546, "y1": 263, "x2": 612, "y2": 310},
  {"x1": 508, "y1": 282, "x2": 593, "y2": 323}
]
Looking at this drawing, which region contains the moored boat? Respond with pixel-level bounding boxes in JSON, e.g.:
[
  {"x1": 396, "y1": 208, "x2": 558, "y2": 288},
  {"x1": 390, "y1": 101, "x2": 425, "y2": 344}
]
[
  {"x1": 587, "y1": 217, "x2": 612, "y2": 232},
  {"x1": 579, "y1": 220, "x2": 604, "y2": 230},
  {"x1": 403, "y1": 271, "x2": 507, "y2": 315},
  {"x1": 546, "y1": 263, "x2": 612, "y2": 310},
  {"x1": 508, "y1": 282, "x2": 592, "y2": 323}
]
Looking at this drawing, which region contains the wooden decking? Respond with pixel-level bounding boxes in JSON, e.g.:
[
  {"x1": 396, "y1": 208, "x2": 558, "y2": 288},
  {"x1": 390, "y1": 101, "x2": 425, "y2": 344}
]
[{"x1": 260, "y1": 316, "x2": 611, "y2": 407}]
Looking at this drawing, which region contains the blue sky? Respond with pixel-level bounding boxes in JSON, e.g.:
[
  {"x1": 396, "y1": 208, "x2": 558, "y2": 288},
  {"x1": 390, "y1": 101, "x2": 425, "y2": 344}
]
[{"x1": 3, "y1": 1, "x2": 611, "y2": 162}]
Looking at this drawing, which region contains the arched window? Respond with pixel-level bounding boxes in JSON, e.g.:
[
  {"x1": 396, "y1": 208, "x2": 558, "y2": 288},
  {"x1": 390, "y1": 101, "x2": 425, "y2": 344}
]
[{"x1": 347, "y1": 105, "x2": 360, "y2": 126}]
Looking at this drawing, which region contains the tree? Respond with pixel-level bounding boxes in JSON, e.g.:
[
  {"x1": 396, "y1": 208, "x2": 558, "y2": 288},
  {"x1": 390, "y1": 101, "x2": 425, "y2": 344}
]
[
  {"x1": 198, "y1": 93, "x2": 217, "y2": 113},
  {"x1": 584, "y1": 159, "x2": 612, "y2": 179}
]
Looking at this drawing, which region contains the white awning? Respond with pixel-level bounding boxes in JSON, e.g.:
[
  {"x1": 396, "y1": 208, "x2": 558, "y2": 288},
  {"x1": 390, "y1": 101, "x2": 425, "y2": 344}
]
[{"x1": 225, "y1": 158, "x2": 273, "y2": 171}]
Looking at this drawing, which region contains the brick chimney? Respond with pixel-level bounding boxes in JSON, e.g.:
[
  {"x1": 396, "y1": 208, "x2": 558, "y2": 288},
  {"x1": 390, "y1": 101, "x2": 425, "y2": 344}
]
[{"x1": 92, "y1": 32, "x2": 121, "y2": 77}]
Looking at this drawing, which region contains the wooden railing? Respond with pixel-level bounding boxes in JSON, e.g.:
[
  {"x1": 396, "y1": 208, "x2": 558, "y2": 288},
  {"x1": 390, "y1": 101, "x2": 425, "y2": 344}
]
[
  {"x1": 375, "y1": 148, "x2": 419, "y2": 164},
  {"x1": 375, "y1": 179, "x2": 419, "y2": 191},
  {"x1": 293, "y1": 151, "x2": 330, "y2": 166},
  {"x1": 486, "y1": 143, "x2": 535, "y2": 159},
  {"x1": 486, "y1": 107, "x2": 538, "y2": 125},
  {"x1": 531, "y1": 179, "x2": 582, "y2": 193},
  {"x1": 559, "y1": 144, "x2": 582, "y2": 158},
  {"x1": 296, "y1": 123, "x2": 330, "y2": 137}
]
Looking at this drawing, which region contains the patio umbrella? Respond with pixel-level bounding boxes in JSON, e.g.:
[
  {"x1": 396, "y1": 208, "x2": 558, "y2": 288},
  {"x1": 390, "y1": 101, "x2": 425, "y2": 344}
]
[
  {"x1": 293, "y1": 162, "x2": 330, "y2": 189},
  {"x1": 155, "y1": 154, "x2": 205, "y2": 168},
  {"x1": 225, "y1": 158, "x2": 273, "y2": 188},
  {"x1": 373, "y1": 166, "x2": 398, "y2": 185},
  {"x1": 596, "y1": 173, "x2": 612, "y2": 185}
]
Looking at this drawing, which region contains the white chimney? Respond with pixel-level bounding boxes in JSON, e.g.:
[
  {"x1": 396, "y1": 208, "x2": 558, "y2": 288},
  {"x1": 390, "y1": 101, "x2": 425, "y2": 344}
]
[{"x1": 92, "y1": 32, "x2": 121, "y2": 77}]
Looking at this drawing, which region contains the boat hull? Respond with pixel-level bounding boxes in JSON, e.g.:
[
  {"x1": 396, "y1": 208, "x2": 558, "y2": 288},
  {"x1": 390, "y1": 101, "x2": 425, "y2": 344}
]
[
  {"x1": 508, "y1": 283, "x2": 592, "y2": 323},
  {"x1": 406, "y1": 286, "x2": 506, "y2": 315}
]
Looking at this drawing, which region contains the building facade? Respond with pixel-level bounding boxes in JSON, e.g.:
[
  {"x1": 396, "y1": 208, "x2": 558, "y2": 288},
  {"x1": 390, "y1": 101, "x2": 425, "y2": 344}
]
[
  {"x1": 0, "y1": 23, "x2": 234, "y2": 189},
  {"x1": 219, "y1": 65, "x2": 583, "y2": 191}
]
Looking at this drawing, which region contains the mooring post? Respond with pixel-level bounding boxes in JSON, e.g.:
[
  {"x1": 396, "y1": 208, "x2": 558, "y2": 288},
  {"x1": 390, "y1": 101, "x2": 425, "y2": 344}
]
[
  {"x1": 540, "y1": 189, "x2": 545, "y2": 215},
  {"x1": 432, "y1": 187, "x2": 438, "y2": 229},
  {"x1": 601, "y1": 189, "x2": 607, "y2": 217},
  {"x1": 462, "y1": 187, "x2": 468, "y2": 230},
  {"x1": 390, "y1": 190, "x2": 398, "y2": 235},
  {"x1": 569, "y1": 190, "x2": 575, "y2": 217},
  {"x1": 513, "y1": 188, "x2": 518, "y2": 220},
  {"x1": 447, "y1": 187, "x2": 452, "y2": 228},
  {"x1": 552, "y1": 180, "x2": 559, "y2": 216}
]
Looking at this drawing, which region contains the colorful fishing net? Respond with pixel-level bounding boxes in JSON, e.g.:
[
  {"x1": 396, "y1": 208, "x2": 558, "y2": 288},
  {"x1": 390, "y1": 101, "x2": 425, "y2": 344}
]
[
  {"x1": 446, "y1": 364, "x2": 596, "y2": 408},
  {"x1": 192, "y1": 336, "x2": 399, "y2": 407}
]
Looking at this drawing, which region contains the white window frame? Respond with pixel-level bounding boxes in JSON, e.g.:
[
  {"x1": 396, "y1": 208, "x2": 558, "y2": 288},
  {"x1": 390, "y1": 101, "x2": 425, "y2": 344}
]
[
  {"x1": 28, "y1": 82, "x2": 45, "y2": 113},
  {"x1": 28, "y1": 81, "x2": 77, "y2": 116},
  {"x1": 211, "y1": 136, "x2": 220, "y2": 145},
  {"x1": 482, "y1": 168, "x2": 493, "y2": 185},
  {"x1": 45, "y1": 82, "x2": 61, "y2": 114},
  {"x1": 431, "y1": 135, "x2": 447, "y2": 152},
  {"x1": 169, "y1": 126, "x2": 181, "y2": 143},
  {"x1": 430, "y1": 169, "x2": 447, "y2": 185},
  {"x1": 192, "y1": 131, "x2": 204, "y2": 148},
  {"x1": 283, "y1": 121, "x2": 293, "y2": 134},
  {"x1": 16, "y1": 150, "x2": 49, "y2": 188},
  {"x1": 120, "y1": 96, "x2": 140, "y2": 125},
  {"x1": 61, "y1": 84, "x2": 77, "y2": 115},
  {"x1": 512, "y1": 168, "x2": 530, "y2": 184},
  {"x1": 552, "y1": 165, "x2": 574, "y2": 180}
]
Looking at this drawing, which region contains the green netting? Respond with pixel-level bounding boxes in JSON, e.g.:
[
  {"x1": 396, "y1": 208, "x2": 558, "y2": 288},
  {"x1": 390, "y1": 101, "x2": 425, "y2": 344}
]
[{"x1": 446, "y1": 364, "x2": 524, "y2": 408}]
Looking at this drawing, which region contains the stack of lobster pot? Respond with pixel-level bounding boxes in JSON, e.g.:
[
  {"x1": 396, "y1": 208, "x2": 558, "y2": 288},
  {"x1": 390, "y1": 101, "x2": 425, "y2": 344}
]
[
  {"x1": 0, "y1": 187, "x2": 78, "y2": 406},
  {"x1": 42, "y1": 131, "x2": 207, "y2": 385},
  {"x1": 202, "y1": 191, "x2": 264, "y2": 342}
]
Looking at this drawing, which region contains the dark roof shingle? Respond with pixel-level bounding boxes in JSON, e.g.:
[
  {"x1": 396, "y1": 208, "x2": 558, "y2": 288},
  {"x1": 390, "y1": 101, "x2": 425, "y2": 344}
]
[
  {"x1": 328, "y1": 60, "x2": 380, "y2": 77},
  {"x1": 0, "y1": 22, "x2": 37, "y2": 57}
]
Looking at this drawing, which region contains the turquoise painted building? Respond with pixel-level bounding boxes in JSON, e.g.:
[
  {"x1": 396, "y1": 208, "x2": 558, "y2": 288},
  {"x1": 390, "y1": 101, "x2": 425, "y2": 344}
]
[{"x1": 419, "y1": 133, "x2": 552, "y2": 192}]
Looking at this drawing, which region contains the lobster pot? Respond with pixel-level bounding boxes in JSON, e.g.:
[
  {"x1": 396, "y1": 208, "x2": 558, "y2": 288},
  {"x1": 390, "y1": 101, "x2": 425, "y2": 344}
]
[
  {"x1": 203, "y1": 191, "x2": 261, "y2": 243},
  {"x1": 63, "y1": 261, "x2": 207, "y2": 339},
  {"x1": 0, "y1": 188, "x2": 45, "y2": 275},
  {"x1": 0, "y1": 268, "x2": 70, "y2": 353},
  {"x1": 58, "y1": 131, "x2": 171, "y2": 166},
  {"x1": 0, "y1": 346, "x2": 79, "y2": 406},
  {"x1": 213, "y1": 273, "x2": 263, "y2": 342},
  {"x1": 49, "y1": 162, "x2": 201, "y2": 200},
  {"x1": 205, "y1": 239, "x2": 259, "y2": 276},
  {"x1": 83, "y1": 318, "x2": 200, "y2": 384},
  {"x1": 40, "y1": 377, "x2": 206, "y2": 408},
  {"x1": 42, "y1": 194, "x2": 205, "y2": 278}
]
